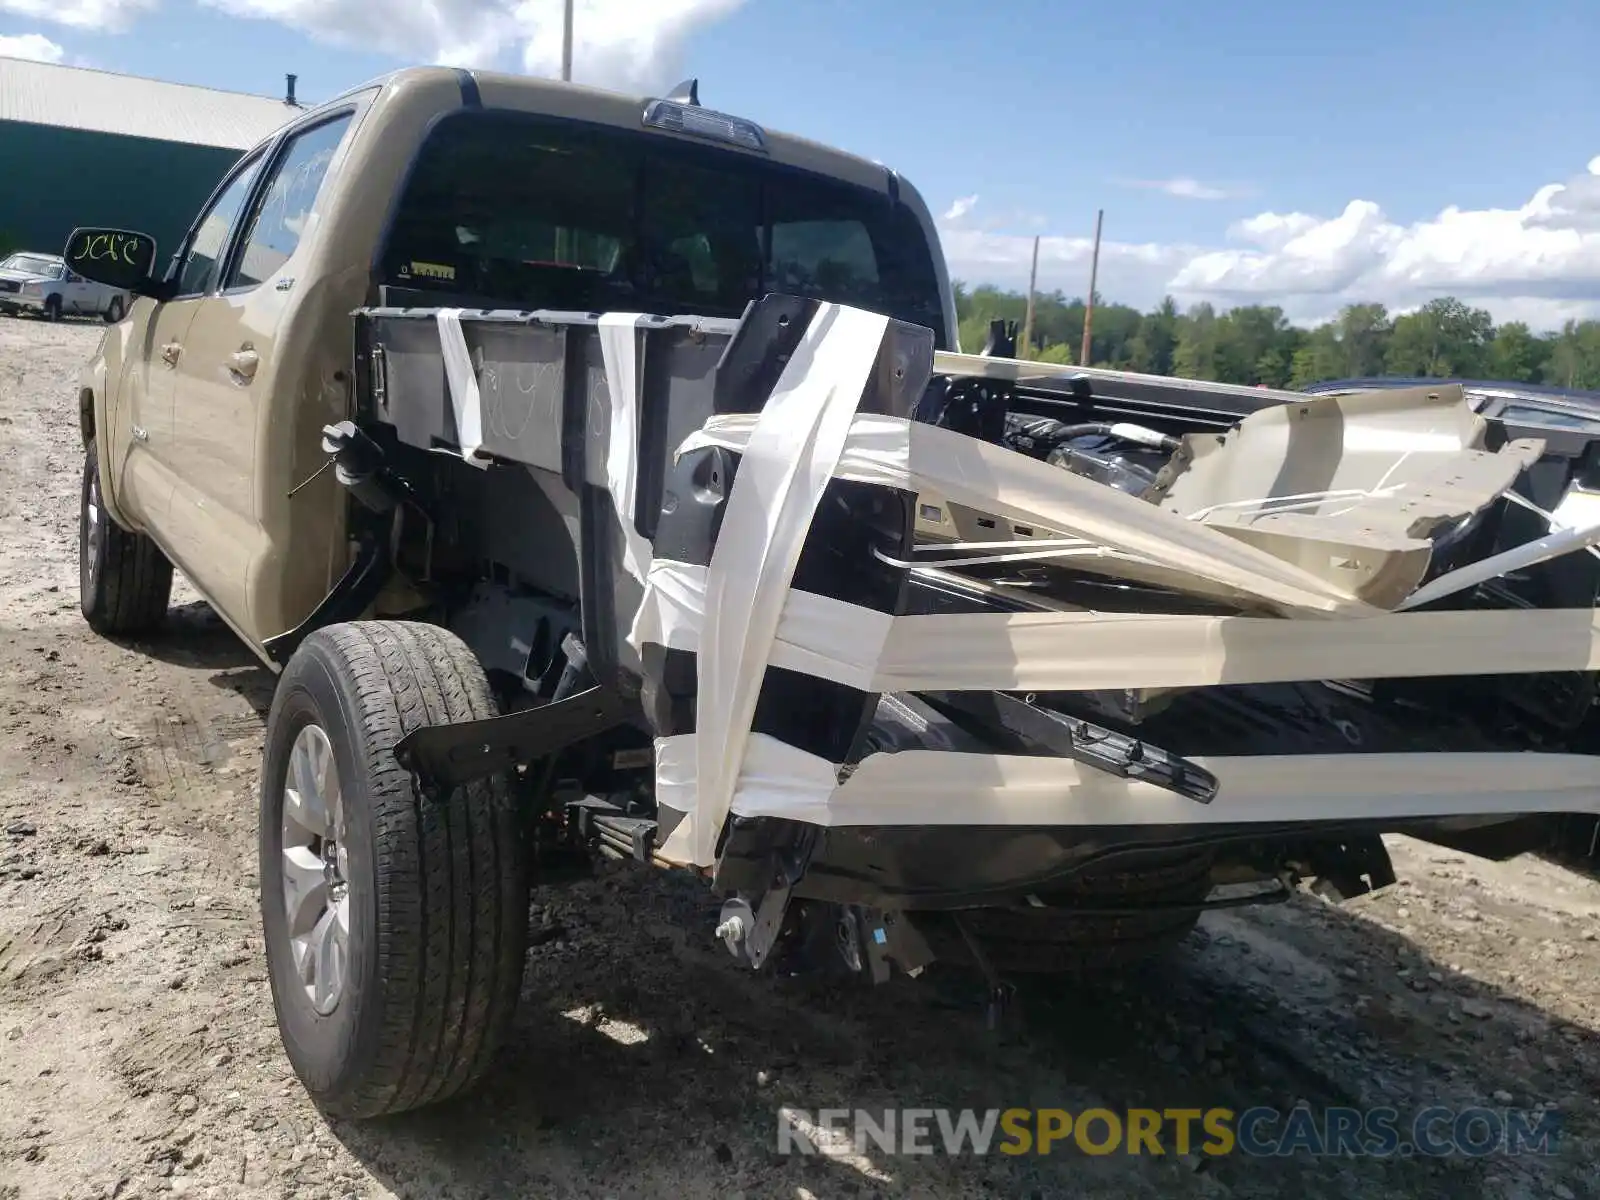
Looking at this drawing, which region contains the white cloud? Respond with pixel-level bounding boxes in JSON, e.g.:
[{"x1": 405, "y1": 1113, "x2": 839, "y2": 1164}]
[
  {"x1": 0, "y1": 0, "x2": 153, "y2": 31},
  {"x1": 940, "y1": 225, "x2": 1194, "y2": 309},
  {"x1": 1226, "y1": 211, "x2": 1323, "y2": 251},
  {"x1": 943, "y1": 194, "x2": 979, "y2": 222},
  {"x1": 196, "y1": 0, "x2": 745, "y2": 91},
  {"x1": 1125, "y1": 176, "x2": 1243, "y2": 201},
  {"x1": 939, "y1": 156, "x2": 1600, "y2": 330},
  {"x1": 0, "y1": 31, "x2": 64, "y2": 60},
  {"x1": 937, "y1": 194, "x2": 1050, "y2": 237},
  {"x1": 1172, "y1": 199, "x2": 1401, "y2": 297}
]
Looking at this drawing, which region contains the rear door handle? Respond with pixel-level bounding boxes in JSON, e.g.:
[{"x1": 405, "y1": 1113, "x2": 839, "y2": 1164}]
[
  {"x1": 229, "y1": 348, "x2": 259, "y2": 382},
  {"x1": 160, "y1": 342, "x2": 181, "y2": 367}
]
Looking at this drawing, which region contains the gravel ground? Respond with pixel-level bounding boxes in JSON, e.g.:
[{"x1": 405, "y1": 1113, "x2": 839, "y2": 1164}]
[{"x1": 1, "y1": 316, "x2": 1598, "y2": 1199}]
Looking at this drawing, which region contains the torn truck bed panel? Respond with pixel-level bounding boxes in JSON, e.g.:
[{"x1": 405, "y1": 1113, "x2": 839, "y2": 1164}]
[
  {"x1": 911, "y1": 381, "x2": 1547, "y2": 612},
  {"x1": 1151, "y1": 383, "x2": 1546, "y2": 608},
  {"x1": 680, "y1": 410, "x2": 1374, "y2": 615}
]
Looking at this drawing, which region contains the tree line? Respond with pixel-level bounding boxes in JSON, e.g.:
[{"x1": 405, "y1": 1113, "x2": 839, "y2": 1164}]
[{"x1": 954, "y1": 283, "x2": 1600, "y2": 391}]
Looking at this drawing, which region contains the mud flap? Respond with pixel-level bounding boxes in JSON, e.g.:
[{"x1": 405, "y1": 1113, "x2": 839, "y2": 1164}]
[{"x1": 392, "y1": 685, "x2": 637, "y2": 792}]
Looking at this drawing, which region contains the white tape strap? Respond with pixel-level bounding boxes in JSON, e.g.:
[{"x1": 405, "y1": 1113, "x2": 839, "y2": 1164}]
[
  {"x1": 435, "y1": 308, "x2": 491, "y2": 470},
  {"x1": 656, "y1": 304, "x2": 892, "y2": 866},
  {"x1": 633, "y1": 560, "x2": 1600, "y2": 693},
  {"x1": 682, "y1": 412, "x2": 1375, "y2": 616},
  {"x1": 629, "y1": 556, "x2": 895, "y2": 689},
  {"x1": 654, "y1": 732, "x2": 1600, "y2": 838},
  {"x1": 598, "y1": 314, "x2": 654, "y2": 583}
]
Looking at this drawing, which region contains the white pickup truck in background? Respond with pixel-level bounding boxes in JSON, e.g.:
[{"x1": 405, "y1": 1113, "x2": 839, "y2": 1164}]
[{"x1": 0, "y1": 250, "x2": 129, "y2": 323}]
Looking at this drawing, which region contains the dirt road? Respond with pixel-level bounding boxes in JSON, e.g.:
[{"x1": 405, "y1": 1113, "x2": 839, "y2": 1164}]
[{"x1": 1, "y1": 317, "x2": 1597, "y2": 1199}]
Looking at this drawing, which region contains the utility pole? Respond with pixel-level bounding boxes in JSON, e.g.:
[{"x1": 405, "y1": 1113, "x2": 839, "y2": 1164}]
[
  {"x1": 561, "y1": 0, "x2": 574, "y2": 81},
  {"x1": 1079, "y1": 208, "x2": 1103, "y2": 367},
  {"x1": 1018, "y1": 234, "x2": 1040, "y2": 360}
]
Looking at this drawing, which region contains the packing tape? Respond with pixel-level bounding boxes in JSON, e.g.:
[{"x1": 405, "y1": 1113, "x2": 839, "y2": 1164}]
[
  {"x1": 435, "y1": 309, "x2": 491, "y2": 470},
  {"x1": 656, "y1": 303, "x2": 892, "y2": 867},
  {"x1": 633, "y1": 558, "x2": 1600, "y2": 693},
  {"x1": 653, "y1": 733, "x2": 1600, "y2": 836},
  {"x1": 598, "y1": 313, "x2": 654, "y2": 583}
]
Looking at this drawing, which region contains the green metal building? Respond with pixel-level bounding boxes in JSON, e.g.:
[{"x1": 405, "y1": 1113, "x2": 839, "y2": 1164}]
[{"x1": 0, "y1": 57, "x2": 301, "y2": 263}]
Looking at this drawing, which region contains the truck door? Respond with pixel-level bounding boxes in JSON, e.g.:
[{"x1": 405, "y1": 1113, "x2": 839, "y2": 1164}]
[
  {"x1": 163, "y1": 113, "x2": 355, "y2": 631},
  {"x1": 120, "y1": 151, "x2": 266, "y2": 551},
  {"x1": 59, "y1": 267, "x2": 93, "y2": 313}
]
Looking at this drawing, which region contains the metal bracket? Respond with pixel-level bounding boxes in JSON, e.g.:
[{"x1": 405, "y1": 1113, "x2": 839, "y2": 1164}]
[
  {"x1": 715, "y1": 883, "x2": 793, "y2": 970},
  {"x1": 370, "y1": 341, "x2": 388, "y2": 414},
  {"x1": 714, "y1": 833, "x2": 820, "y2": 969},
  {"x1": 392, "y1": 685, "x2": 636, "y2": 791},
  {"x1": 836, "y1": 906, "x2": 935, "y2": 983}
]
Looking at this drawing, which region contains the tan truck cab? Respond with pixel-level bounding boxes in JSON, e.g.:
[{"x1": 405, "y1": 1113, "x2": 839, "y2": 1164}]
[{"x1": 73, "y1": 66, "x2": 955, "y2": 657}]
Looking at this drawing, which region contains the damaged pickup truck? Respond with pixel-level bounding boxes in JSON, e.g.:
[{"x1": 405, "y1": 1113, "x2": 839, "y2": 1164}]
[{"x1": 67, "y1": 64, "x2": 1600, "y2": 1120}]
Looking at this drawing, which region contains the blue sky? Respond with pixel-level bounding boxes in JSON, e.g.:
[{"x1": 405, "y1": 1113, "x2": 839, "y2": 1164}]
[{"x1": 4, "y1": 0, "x2": 1598, "y2": 327}]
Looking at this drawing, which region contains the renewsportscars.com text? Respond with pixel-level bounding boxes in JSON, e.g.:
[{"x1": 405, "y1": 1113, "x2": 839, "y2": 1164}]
[{"x1": 776, "y1": 1105, "x2": 1562, "y2": 1158}]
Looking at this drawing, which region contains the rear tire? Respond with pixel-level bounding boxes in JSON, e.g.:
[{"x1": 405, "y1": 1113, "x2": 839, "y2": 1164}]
[
  {"x1": 104, "y1": 296, "x2": 124, "y2": 323},
  {"x1": 260, "y1": 621, "x2": 529, "y2": 1119},
  {"x1": 79, "y1": 439, "x2": 173, "y2": 635}
]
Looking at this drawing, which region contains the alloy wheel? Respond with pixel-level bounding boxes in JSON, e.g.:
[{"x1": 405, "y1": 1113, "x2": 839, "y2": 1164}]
[{"x1": 280, "y1": 723, "x2": 351, "y2": 1016}]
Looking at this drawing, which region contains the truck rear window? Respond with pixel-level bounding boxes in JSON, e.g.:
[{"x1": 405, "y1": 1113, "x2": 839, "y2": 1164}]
[{"x1": 378, "y1": 110, "x2": 945, "y2": 338}]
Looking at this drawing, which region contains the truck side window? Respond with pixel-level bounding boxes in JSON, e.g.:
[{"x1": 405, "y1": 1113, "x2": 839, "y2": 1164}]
[
  {"x1": 227, "y1": 113, "x2": 356, "y2": 291},
  {"x1": 175, "y1": 153, "x2": 265, "y2": 298}
]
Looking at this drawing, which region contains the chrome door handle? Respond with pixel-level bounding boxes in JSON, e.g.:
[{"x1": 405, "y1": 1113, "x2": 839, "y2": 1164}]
[
  {"x1": 228, "y1": 348, "x2": 259, "y2": 381},
  {"x1": 160, "y1": 342, "x2": 181, "y2": 366},
  {"x1": 131, "y1": 424, "x2": 148, "y2": 442}
]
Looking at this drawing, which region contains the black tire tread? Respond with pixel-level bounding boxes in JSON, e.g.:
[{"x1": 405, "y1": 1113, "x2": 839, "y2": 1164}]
[
  {"x1": 305, "y1": 620, "x2": 526, "y2": 1118},
  {"x1": 81, "y1": 440, "x2": 172, "y2": 636}
]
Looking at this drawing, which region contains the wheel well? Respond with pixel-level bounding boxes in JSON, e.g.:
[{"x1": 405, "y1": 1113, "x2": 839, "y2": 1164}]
[{"x1": 79, "y1": 388, "x2": 94, "y2": 445}]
